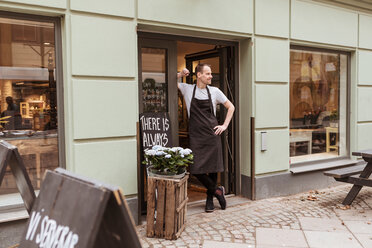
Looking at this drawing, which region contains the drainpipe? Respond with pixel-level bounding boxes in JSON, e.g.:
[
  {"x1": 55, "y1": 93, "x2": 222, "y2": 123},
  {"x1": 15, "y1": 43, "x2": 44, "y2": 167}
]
[{"x1": 250, "y1": 117, "x2": 255, "y2": 200}]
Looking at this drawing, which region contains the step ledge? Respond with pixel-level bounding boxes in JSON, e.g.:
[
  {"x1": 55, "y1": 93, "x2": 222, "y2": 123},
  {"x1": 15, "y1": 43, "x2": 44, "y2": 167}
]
[{"x1": 290, "y1": 159, "x2": 360, "y2": 174}]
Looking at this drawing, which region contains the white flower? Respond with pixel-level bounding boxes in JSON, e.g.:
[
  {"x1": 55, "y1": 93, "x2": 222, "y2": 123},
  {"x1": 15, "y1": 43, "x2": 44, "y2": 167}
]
[
  {"x1": 145, "y1": 150, "x2": 156, "y2": 156},
  {"x1": 180, "y1": 154, "x2": 184, "y2": 158},
  {"x1": 165, "y1": 154, "x2": 171, "y2": 159},
  {"x1": 180, "y1": 148, "x2": 193, "y2": 155},
  {"x1": 180, "y1": 149, "x2": 190, "y2": 156},
  {"x1": 152, "y1": 145, "x2": 162, "y2": 150},
  {"x1": 170, "y1": 148, "x2": 178, "y2": 153},
  {"x1": 156, "y1": 151, "x2": 166, "y2": 156}
]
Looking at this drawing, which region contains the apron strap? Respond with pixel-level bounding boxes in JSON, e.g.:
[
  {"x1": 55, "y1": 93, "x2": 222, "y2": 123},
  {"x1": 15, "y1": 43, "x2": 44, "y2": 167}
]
[
  {"x1": 206, "y1": 86, "x2": 214, "y2": 115},
  {"x1": 192, "y1": 84, "x2": 214, "y2": 115},
  {"x1": 192, "y1": 84, "x2": 197, "y2": 99}
]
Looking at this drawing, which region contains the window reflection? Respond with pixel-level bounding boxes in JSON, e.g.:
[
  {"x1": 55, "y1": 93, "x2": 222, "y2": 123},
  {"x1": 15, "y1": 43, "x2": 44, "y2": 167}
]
[
  {"x1": 0, "y1": 17, "x2": 59, "y2": 194},
  {"x1": 290, "y1": 49, "x2": 348, "y2": 163}
]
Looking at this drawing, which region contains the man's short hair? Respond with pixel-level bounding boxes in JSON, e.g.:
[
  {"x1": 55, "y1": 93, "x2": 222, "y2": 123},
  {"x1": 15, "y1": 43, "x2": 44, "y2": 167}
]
[{"x1": 195, "y1": 63, "x2": 211, "y2": 75}]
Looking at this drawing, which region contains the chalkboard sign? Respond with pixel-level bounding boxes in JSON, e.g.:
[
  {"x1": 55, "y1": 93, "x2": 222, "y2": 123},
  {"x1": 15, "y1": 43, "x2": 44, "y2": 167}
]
[
  {"x1": 139, "y1": 112, "x2": 172, "y2": 149},
  {"x1": 19, "y1": 168, "x2": 142, "y2": 248},
  {"x1": 0, "y1": 140, "x2": 35, "y2": 213}
]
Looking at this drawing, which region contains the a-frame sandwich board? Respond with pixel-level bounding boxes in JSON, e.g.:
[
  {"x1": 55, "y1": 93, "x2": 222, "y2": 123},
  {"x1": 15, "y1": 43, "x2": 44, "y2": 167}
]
[
  {"x1": 19, "y1": 168, "x2": 142, "y2": 248},
  {"x1": 0, "y1": 140, "x2": 36, "y2": 213}
]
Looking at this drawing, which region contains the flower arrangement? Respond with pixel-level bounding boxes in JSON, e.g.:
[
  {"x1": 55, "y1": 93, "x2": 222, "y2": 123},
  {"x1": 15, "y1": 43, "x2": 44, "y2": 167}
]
[{"x1": 142, "y1": 145, "x2": 193, "y2": 175}]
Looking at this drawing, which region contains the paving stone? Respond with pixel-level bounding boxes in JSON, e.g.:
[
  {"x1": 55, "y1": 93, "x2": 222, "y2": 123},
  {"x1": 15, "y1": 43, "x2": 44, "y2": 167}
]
[
  {"x1": 298, "y1": 217, "x2": 348, "y2": 232},
  {"x1": 335, "y1": 209, "x2": 372, "y2": 221},
  {"x1": 354, "y1": 233, "x2": 372, "y2": 248},
  {"x1": 343, "y1": 220, "x2": 372, "y2": 234},
  {"x1": 202, "y1": 240, "x2": 253, "y2": 247},
  {"x1": 256, "y1": 228, "x2": 308, "y2": 247},
  {"x1": 304, "y1": 231, "x2": 363, "y2": 248}
]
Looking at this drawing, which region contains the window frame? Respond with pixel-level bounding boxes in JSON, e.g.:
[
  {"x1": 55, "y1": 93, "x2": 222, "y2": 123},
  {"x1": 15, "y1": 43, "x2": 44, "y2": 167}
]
[
  {"x1": 0, "y1": 10, "x2": 65, "y2": 216},
  {"x1": 289, "y1": 45, "x2": 351, "y2": 168}
]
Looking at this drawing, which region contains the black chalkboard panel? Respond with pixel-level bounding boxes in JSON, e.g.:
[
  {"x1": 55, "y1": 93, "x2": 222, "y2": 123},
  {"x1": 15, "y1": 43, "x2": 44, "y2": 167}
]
[
  {"x1": 139, "y1": 112, "x2": 172, "y2": 149},
  {"x1": 19, "y1": 168, "x2": 142, "y2": 248}
]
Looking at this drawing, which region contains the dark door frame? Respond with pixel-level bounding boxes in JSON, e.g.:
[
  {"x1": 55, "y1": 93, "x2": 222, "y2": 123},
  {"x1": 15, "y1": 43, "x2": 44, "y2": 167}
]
[
  {"x1": 137, "y1": 32, "x2": 241, "y2": 213},
  {"x1": 137, "y1": 37, "x2": 178, "y2": 214}
]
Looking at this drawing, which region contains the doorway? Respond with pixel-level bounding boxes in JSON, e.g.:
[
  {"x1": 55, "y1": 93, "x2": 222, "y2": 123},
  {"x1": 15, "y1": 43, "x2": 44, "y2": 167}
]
[{"x1": 138, "y1": 33, "x2": 238, "y2": 213}]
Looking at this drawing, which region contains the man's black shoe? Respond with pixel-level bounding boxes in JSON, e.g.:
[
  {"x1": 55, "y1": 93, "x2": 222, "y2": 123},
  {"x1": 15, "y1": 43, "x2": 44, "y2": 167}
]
[
  {"x1": 215, "y1": 186, "x2": 226, "y2": 210},
  {"x1": 205, "y1": 194, "x2": 214, "y2": 212}
]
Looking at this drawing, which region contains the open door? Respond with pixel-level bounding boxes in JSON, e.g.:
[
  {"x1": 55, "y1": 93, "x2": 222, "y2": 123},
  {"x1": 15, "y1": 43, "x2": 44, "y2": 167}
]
[
  {"x1": 137, "y1": 37, "x2": 178, "y2": 213},
  {"x1": 138, "y1": 34, "x2": 238, "y2": 214}
]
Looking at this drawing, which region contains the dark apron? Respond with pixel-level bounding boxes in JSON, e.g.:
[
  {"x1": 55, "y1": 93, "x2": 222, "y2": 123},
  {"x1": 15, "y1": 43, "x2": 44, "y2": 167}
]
[{"x1": 189, "y1": 85, "x2": 224, "y2": 174}]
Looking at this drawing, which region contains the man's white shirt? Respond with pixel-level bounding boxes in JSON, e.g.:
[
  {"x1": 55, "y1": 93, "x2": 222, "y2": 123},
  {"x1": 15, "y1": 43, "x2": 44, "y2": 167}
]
[{"x1": 178, "y1": 82, "x2": 228, "y2": 117}]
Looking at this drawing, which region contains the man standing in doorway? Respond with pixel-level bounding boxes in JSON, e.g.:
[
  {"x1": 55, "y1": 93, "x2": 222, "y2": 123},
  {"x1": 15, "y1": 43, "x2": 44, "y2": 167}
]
[{"x1": 177, "y1": 64, "x2": 235, "y2": 212}]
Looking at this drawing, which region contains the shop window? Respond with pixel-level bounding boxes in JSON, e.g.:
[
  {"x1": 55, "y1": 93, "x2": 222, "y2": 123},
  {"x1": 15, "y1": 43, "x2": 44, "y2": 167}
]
[
  {"x1": 0, "y1": 16, "x2": 60, "y2": 195},
  {"x1": 290, "y1": 47, "x2": 348, "y2": 164}
]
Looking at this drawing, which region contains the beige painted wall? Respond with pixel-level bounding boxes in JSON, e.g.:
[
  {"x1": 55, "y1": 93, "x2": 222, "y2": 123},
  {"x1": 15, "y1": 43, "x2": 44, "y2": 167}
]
[
  {"x1": 137, "y1": 0, "x2": 253, "y2": 34},
  {"x1": 70, "y1": 15, "x2": 136, "y2": 77},
  {"x1": 72, "y1": 80, "x2": 137, "y2": 139},
  {"x1": 255, "y1": 84, "x2": 289, "y2": 128},
  {"x1": 255, "y1": 0, "x2": 289, "y2": 38},
  {"x1": 74, "y1": 139, "x2": 138, "y2": 195},
  {"x1": 358, "y1": 50, "x2": 372, "y2": 86},
  {"x1": 253, "y1": 37, "x2": 289, "y2": 175},
  {"x1": 0, "y1": 0, "x2": 66, "y2": 9},
  {"x1": 70, "y1": 0, "x2": 134, "y2": 18},
  {"x1": 255, "y1": 130, "x2": 289, "y2": 174},
  {"x1": 357, "y1": 124, "x2": 372, "y2": 151},
  {"x1": 255, "y1": 38, "x2": 289, "y2": 82},
  {"x1": 239, "y1": 39, "x2": 253, "y2": 177},
  {"x1": 357, "y1": 88, "x2": 372, "y2": 122},
  {"x1": 291, "y1": 0, "x2": 358, "y2": 47},
  {"x1": 359, "y1": 14, "x2": 372, "y2": 50}
]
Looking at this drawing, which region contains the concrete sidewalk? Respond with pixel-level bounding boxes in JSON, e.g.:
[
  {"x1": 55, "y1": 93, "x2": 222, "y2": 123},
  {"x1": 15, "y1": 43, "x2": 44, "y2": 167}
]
[{"x1": 137, "y1": 184, "x2": 372, "y2": 248}]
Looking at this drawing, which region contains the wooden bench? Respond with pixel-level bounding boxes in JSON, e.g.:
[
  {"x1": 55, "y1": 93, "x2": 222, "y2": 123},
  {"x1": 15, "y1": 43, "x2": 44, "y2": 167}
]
[
  {"x1": 324, "y1": 163, "x2": 365, "y2": 179},
  {"x1": 324, "y1": 150, "x2": 372, "y2": 205}
]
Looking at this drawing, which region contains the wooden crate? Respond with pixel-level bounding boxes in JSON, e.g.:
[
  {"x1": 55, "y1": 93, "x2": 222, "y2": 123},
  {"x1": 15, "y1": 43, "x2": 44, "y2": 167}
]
[{"x1": 146, "y1": 174, "x2": 189, "y2": 240}]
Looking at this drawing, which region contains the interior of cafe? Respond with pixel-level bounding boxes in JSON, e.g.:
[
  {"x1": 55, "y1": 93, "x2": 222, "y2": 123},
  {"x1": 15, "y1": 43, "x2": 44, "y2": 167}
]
[
  {"x1": 0, "y1": 17, "x2": 59, "y2": 194},
  {"x1": 289, "y1": 49, "x2": 347, "y2": 164}
]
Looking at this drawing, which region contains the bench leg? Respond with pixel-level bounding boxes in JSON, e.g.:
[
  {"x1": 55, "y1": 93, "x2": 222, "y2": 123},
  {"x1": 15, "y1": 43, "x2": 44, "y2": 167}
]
[
  {"x1": 342, "y1": 185, "x2": 363, "y2": 205},
  {"x1": 342, "y1": 160, "x2": 372, "y2": 205}
]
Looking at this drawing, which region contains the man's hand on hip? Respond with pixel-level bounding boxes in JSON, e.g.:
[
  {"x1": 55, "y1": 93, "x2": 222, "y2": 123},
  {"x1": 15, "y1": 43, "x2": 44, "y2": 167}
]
[{"x1": 214, "y1": 125, "x2": 227, "y2": 135}]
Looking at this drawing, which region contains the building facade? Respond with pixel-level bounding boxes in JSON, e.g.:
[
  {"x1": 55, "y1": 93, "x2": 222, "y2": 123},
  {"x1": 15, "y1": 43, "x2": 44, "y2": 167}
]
[{"x1": 1, "y1": 0, "x2": 372, "y2": 228}]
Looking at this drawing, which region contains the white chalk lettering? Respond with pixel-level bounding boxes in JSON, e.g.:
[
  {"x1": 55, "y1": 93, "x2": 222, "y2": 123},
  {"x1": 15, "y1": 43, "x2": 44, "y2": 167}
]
[
  {"x1": 142, "y1": 133, "x2": 169, "y2": 148},
  {"x1": 140, "y1": 116, "x2": 162, "y2": 131},
  {"x1": 36, "y1": 215, "x2": 48, "y2": 243},
  {"x1": 26, "y1": 211, "x2": 41, "y2": 241},
  {"x1": 162, "y1": 133, "x2": 168, "y2": 146},
  {"x1": 50, "y1": 225, "x2": 64, "y2": 248},
  {"x1": 162, "y1": 118, "x2": 169, "y2": 131},
  {"x1": 143, "y1": 132, "x2": 148, "y2": 147},
  {"x1": 57, "y1": 227, "x2": 70, "y2": 248},
  {"x1": 25, "y1": 211, "x2": 79, "y2": 248}
]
